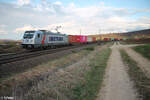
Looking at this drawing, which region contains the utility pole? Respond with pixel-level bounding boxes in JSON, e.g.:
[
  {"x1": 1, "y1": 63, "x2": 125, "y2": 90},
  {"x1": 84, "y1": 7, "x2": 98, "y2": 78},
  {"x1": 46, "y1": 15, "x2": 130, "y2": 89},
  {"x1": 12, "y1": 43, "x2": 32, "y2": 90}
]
[{"x1": 99, "y1": 28, "x2": 101, "y2": 41}]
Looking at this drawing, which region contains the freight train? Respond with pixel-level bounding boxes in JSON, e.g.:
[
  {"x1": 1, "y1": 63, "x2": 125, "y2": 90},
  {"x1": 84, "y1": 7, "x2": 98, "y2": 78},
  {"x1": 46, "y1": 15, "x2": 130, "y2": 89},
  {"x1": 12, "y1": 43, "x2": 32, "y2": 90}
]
[{"x1": 21, "y1": 30, "x2": 95, "y2": 49}]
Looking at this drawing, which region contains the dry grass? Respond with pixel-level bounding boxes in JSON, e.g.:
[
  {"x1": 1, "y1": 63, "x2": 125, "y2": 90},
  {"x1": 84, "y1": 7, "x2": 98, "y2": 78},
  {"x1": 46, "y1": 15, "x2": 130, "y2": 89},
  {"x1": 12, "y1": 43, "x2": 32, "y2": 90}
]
[
  {"x1": 133, "y1": 44, "x2": 150, "y2": 60},
  {"x1": 0, "y1": 46, "x2": 94, "y2": 98},
  {"x1": 0, "y1": 44, "x2": 111, "y2": 100},
  {"x1": 0, "y1": 41, "x2": 23, "y2": 54},
  {"x1": 72, "y1": 48, "x2": 111, "y2": 100},
  {"x1": 22, "y1": 46, "x2": 108, "y2": 100}
]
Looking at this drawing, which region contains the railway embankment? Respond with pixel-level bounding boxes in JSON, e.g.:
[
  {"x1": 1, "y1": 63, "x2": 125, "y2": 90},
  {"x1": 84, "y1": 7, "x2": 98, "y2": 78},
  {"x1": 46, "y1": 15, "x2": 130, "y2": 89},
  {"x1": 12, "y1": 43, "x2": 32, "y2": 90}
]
[{"x1": 0, "y1": 44, "x2": 95, "y2": 79}]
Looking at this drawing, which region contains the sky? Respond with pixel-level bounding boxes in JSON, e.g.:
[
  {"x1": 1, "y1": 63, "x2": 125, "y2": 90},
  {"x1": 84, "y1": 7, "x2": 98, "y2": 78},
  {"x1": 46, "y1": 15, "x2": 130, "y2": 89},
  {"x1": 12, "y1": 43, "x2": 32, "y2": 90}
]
[{"x1": 0, "y1": 0, "x2": 150, "y2": 40}]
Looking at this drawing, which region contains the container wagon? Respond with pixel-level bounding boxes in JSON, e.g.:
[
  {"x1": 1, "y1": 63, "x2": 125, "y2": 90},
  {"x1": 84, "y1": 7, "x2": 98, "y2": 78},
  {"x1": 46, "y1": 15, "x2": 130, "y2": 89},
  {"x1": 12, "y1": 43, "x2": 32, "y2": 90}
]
[
  {"x1": 80, "y1": 35, "x2": 87, "y2": 43},
  {"x1": 68, "y1": 35, "x2": 80, "y2": 45},
  {"x1": 87, "y1": 36, "x2": 93, "y2": 43}
]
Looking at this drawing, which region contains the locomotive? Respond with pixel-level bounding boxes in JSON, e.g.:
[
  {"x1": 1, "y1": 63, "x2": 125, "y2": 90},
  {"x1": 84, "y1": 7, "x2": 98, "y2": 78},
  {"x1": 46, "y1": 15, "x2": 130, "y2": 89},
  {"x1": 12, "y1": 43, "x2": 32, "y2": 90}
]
[
  {"x1": 22, "y1": 30, "x2": 69, "y2": 49},
  {"x1": 21, "y1": 29, "x2": 99, "y2": 49}
]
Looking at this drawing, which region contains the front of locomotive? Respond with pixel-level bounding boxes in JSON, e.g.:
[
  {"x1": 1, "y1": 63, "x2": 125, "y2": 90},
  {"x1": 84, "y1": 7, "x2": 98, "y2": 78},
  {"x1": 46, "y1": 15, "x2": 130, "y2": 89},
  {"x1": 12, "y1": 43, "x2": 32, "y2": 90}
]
[{"x1": 21, "y1": 30, "x2": 35, "y2": 49}]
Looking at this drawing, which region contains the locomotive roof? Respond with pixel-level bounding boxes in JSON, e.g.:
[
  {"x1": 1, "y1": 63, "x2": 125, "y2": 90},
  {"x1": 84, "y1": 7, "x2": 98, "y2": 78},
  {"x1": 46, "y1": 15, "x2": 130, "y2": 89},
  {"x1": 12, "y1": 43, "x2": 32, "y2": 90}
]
[
  {"x1": 39, "y1": 30, "x2": 47, "y2": 32},
  {"x1": 24, "y1": 30, "x2": 67, "y2": 36},
  {"x1": 39, "y1": 30, "x2": 67, "y2": 36},
  {"x1": 47, "y1": 31, "x2": 67, "y2": 36},
  {"x1": 25, "y1": 30, "x2": 35, "y2": 33}
]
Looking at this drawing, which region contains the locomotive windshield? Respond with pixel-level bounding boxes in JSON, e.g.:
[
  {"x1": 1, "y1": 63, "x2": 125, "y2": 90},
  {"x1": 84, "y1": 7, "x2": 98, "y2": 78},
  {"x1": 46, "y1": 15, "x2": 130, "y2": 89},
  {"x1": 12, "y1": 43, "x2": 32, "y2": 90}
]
[{"x1": 23, "y1": 31, "x2": 35, "y2": 39}]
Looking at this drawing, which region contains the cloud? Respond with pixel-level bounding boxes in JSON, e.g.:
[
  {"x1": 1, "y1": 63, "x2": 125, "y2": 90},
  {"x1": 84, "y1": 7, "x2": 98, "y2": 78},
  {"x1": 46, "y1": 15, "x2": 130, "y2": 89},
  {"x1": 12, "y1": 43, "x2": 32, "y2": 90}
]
[
  {"x1": 15, "y1": 25, "x2": 36, "y2": 33},
  {"x1": 53, "y1": 1, "x2": 62, "y2": 5},
  {"x1": 0, "y1": 30, "x2": 7, "y2": 34},
  {"x1": 0, "y1": 1, "x2": 150, "y2": 39},
  {"x1": 0, "y1": 24, "x2": 8, "y2": 34},
  {"x1": 0, "y1": 29, "x2": 7, "y2": 34},
  {"x1": 14, "y1": 21, "x2": 80, "y2": 34},
  {"x1": 99, "y1": 1, "x2": 105, "y2": 6},
  {"x1": 17, "y1": 0, "x2": 30, "y2": 6}
]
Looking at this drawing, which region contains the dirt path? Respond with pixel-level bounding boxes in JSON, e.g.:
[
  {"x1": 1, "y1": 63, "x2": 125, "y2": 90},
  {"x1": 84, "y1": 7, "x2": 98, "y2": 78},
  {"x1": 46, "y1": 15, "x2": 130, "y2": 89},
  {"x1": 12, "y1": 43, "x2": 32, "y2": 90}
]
[
  {"x1": 96, "y1": 42, "x2": 138, "y2": 100},
  {"x1": 124, "y1": 47, "x2": 150, "y2": 78}
]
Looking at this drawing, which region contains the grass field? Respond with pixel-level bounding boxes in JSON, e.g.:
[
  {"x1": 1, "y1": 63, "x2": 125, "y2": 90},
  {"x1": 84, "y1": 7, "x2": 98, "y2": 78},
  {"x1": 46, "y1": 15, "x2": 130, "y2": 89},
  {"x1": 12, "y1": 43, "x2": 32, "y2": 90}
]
[
  {"x1": 124, "y1": 38, "x2": 150, "y2": 44},
  {"x1": 0, "y1": 41, "x2": 23, "y2": 54},
  {"x1": 133, "y1": 44, "x2": 150, "y2": 60},
  {"x1": 12, "y1": 45, "x2": 110, "y2": 100},
  {"x1": 73, "y1": 48, "x2": 111, "y2": 100},
  {"x1": 0, "y1": 46, "x2": 96, "y2": 98},
  {"x1": 120, "y1": 49, "x2": 150, "y2": 100}
]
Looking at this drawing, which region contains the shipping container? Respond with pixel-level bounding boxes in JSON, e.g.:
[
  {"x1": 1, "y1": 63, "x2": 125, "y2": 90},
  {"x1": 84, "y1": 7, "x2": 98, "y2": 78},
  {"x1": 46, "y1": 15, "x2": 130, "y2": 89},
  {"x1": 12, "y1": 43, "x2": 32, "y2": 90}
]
[
  {"x1": 68, "y1": 35, "x2": 80, "y2": 44},
  {"x1": 104, "y1": 38, "x2": 109, "y2": 41},
  {"x1": 90, "y1": 35, "x2": 101, "y2": 41},
  {"x1": 101, "y1": 36, "x2": 106, "y2": 41},
  {"x1": 87, "y1": 37, "x2": 93, "y2": 42},
  {"x1": 135, "y1": 38, "x2": 140, "y2": 40},
  {"x1": 80, "y1": 35, "x2": 87, "y2": 43},
  {"x1": 68, "y1": 35, "x2": 88, "y2": 44},
  {"x1": 87, "y1": 35, "x2": 96, "y2": 42},
  {"x1": 111, "y1": 38, "x2": 114, "y2": 41},
  {"x1": 92, "y1": 37, "x2": 96, "y2": 42},
  {"x1": 114, "y1": 38, "x2": 118, "y2": 41},
  {"x1": 123, "y1": 38, "x2": 126, "y2": 40},
  {"x1": 96, "y1": 37, "x2": 100, "y2": 41},
  {"x1": 84, "y1": 36, "x2": 87, "y2": 43},
  {"x1": 76, "y1": 35, "x2": 81, "y2": 43}
]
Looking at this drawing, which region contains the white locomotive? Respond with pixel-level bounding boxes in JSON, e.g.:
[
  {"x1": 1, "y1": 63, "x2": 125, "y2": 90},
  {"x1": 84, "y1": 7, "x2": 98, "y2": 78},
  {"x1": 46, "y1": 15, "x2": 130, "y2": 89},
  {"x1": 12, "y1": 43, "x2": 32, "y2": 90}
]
[{"x1": 22, "y1": 30, "x2": 69, "y2": 49}]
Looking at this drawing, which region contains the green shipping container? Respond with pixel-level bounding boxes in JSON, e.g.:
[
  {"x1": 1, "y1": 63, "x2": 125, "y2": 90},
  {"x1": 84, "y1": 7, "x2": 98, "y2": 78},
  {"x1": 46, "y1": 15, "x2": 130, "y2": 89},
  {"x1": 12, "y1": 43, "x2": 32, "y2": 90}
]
[
  {"x1": 111, "y1": 38, "x2": 114, "y2": 41},
  {"x1": 123, "y1": 38, "x2": 126, "y2": 40}
]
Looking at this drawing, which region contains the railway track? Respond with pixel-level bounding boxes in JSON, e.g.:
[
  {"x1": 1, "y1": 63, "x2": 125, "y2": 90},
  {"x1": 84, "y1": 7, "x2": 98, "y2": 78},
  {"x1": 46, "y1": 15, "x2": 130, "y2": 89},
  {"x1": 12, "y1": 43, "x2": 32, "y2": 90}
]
[
  {"x1": 0, "y1": 44, "x2": 95, "y2": 65},
  {"x1": 0, "y1": 50, "x2": 31, "y2": 58}
]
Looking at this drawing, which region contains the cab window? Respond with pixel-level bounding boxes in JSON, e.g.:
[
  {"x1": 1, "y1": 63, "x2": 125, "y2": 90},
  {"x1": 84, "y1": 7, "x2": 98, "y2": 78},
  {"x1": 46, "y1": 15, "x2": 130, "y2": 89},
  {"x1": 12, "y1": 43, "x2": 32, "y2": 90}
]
[
  {"x1": 23, "y1": 31, "x2": 35, "y2": 39},
  {"x1": 37, "y1": 34, "x2": 40, "y2": 38}
]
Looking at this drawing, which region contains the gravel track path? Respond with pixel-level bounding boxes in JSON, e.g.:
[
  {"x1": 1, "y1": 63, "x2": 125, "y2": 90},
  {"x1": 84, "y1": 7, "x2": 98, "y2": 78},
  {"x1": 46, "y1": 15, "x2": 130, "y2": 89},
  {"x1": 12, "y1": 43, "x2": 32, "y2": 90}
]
[
  {"x1": 96, "y1": 42, "x2": 138, "y2": 100},
  {"x1": 124, "y1": 47, "x2": 150, "y2": 78}
]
